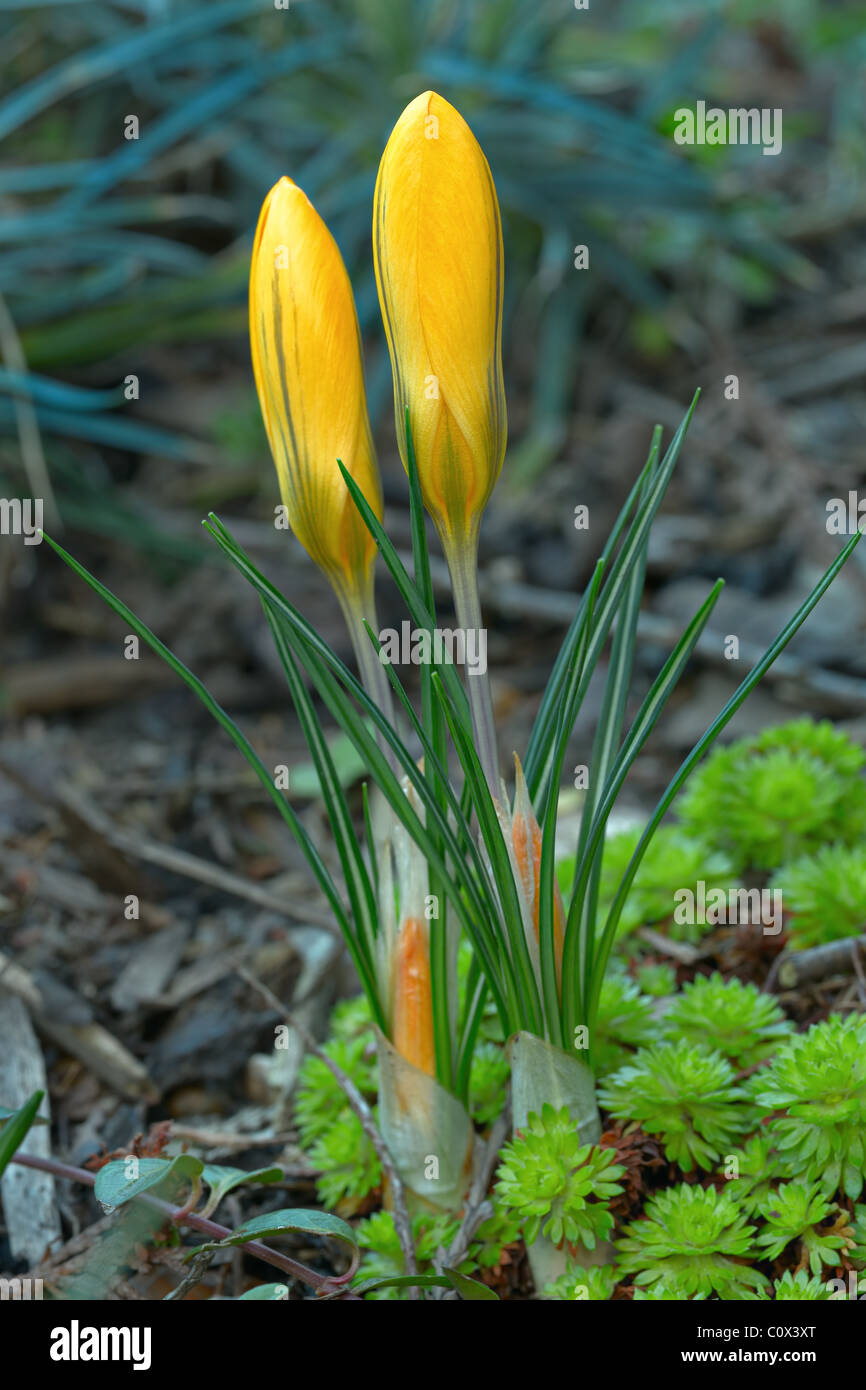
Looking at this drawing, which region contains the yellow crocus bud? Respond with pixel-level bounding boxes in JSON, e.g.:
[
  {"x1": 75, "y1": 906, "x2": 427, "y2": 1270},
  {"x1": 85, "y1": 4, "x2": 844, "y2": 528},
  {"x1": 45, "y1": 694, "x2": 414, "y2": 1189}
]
[
  {"x1": 373, "y1": 91, "x2": 506, "y2": 553},
  {"x1": 249, "y1": 176, "x2": 383, "y2": 604}
]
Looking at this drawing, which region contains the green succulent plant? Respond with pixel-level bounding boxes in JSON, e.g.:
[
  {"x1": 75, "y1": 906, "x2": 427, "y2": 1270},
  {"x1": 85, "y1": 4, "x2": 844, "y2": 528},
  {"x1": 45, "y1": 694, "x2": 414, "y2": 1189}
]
[
  {"x1": 593, "y1": 974, "x2": 659, "y2": 1076},
  {"x1": 307, "y1": 1112, "x2": 382, "y2": 1212},
  {"x1": 635, "y1": 961, "x2": 678, "y2": 997},
  {"x1": 772, "y1": 1269, "x2": 836, "y2": 1301},
  {"x1": 632, "y1": 1283, "x2": 707, "y2": 1300},
  {"x1": 755, "y1": 1182, "x2": 848, "y2": 1275},
  {"x1": 749, "y1": 1013, "x2": 866, "y2": 1199},
  {"x1": 597, "y1": 825, "x2": 737, "y2": 943},
  {"x1": 677, "y1": 719, "x2": 866, "y2": 871},
  {"x1": 293, "y1": 1000, "x2": 382, "y2": 1210},
  {"x1": 617, "y1": 1183, "x2": 769, "y2": 1299},
  {"x1": 599, "y1": 1039, "x2": 750, "y2": 1170},
  {"x1": 850, "y1": 1205, "x2": 866, "y2": 1266},
  {"x1": 662, "y1": 972, "x2": 794, "y2": 1068},
  {"x1": 330, "y1": 993, "x2": 375, "y2": 1041},
  {"x1": 721, "y1": 1134, "x2": 780, "y2": 1216},
  {"x1": 542, "y1": 1263, "x2": 618, "y2": 1301},
  {"x1": 469, "y1": 1208, "x2": 523, "y2": 1270},
  {"x1": 770, "y1": 845, "x2": 866, "y2": 950},
  {"x1": 353, "y1": 1210, "x2": 464, "y2": 1300},
  {"x1": 294, "y1": 1034, "x2": 378, "y2": 1148},
  {"x1": 495, "y1": 1104, "x2": 625, "y2": 1249}
]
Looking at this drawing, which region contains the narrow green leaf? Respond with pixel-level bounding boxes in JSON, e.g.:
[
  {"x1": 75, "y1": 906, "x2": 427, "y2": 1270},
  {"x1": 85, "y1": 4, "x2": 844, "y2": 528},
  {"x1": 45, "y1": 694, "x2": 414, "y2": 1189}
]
[
  {"x1": 567, "y1": 462, "x2": 656, "y2": 1021},
  {"x1": 335, "y1": 461, "x2": 472, "y2": 727},
  {"x1": 565, "y1": 579, "x2": 724, "y2": 1041},
  {"x1": 352, "y1": 1270, "x2": 498, "y2": 1299},
  {"x1": 201, "y1": 519, "x2": 514, "y2": 1027},
  {"x1": 0, "y1": 1101, "x2": 48, "y2": 1131},
  {"x1": 41, "y1": 533, "x2": 355, "y2": 947},
  {"x1": 588, "y1": 529, "x2": 862, "y2": 1027},
  {"x1": 536, "y1": 398, "x2": 699, "y2": 820},
  {"x1": 0, "y1": 1090, "x2": 44, "y2": 1178},
  {"x1": 537, "y1": 559, "x2": 604, "y2": 1045},
  {"x1": 525, "y1": 424, "x2": 663, "y2": 794},
  {"x1": 352, "y1": 1273, "x2": 452, "y2": 1295},
  {"x1": 265, "y1": 604, "x2": 381, "y2": 1010},
  {"x1": 433, "y1": 672, "x2": 543, "y2": 1036}
]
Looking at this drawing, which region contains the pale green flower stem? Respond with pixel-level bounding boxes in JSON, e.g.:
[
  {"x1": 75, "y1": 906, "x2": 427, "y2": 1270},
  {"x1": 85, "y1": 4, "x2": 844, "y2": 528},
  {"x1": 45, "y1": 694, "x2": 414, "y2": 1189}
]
[
  {"x1": 338, "y1": 584, "x2": 400, "y2": 777},
  {"x1": 444, "y1": 532, "x2": 501, "y2": 796}
]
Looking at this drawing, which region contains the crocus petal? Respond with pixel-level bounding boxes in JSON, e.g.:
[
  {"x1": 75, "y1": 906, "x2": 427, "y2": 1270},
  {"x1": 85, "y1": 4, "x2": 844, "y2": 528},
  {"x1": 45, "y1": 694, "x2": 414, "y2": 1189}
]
[
  {"x1": 250, "y1": 176, "x2": 382, "y2": 596},
  {"x1": 374, "y1": 91, "x2": 506, "y2": 550}
]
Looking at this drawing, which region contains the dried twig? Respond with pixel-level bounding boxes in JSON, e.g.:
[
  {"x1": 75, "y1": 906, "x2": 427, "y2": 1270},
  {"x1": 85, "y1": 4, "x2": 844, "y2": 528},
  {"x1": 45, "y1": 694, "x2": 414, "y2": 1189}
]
[
  {"x1": 849, "y1": 939, "x2": 866, "y2": 1008},
  {"x1": 432, "y1": 1103, "x2": 511, "y2": 1299},
  {"x1": 163, "y1": 1248, "x2": 216, "y2": 1301},
  {"x1": 772, "y1": 934, "x2": 866, "y2": 990}
]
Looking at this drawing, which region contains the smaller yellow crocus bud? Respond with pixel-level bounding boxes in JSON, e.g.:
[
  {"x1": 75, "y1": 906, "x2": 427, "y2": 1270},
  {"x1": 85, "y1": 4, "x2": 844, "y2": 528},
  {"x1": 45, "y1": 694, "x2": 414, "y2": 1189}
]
[
  {"x1": 249, "y1": 176, "x2": 382, "y2": 606},
  {"x1": 373, "y1": 91, "x2": 506, "y2": 556}
]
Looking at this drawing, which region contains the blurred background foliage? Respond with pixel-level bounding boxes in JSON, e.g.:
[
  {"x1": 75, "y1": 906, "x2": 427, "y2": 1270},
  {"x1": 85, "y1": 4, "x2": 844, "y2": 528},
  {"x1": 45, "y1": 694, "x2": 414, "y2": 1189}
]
[{"x1": 2, "y1": 0, "x2": 865, "y2": 544}]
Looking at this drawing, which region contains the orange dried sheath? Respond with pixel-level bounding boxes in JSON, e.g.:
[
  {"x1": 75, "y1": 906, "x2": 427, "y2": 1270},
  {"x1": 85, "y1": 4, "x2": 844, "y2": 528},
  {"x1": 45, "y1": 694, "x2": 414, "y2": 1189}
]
[{"x1": 391, "y1": 916, "x2": 436, "y2": 1077}]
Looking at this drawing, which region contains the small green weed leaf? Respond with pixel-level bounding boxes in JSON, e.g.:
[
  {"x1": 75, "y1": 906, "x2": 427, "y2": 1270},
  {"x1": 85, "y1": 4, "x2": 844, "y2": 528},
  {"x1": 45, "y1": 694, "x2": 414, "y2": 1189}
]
[
  {"x1": 200, "y1": 1164, "x2": 282, "y2": 1212},
  {"x1": 186, "y1": 1207, "x2": 357, "y2": 1261},
  {"x1": 238, "y1": 1283, "x2": 290, "y2": 1300},
  {"x1": 93, "y1": 1154, "x2": 203, "y2": 1210},
  {"x1": 443, "y1": 1267, "x2": 499, "y2": 1300}
]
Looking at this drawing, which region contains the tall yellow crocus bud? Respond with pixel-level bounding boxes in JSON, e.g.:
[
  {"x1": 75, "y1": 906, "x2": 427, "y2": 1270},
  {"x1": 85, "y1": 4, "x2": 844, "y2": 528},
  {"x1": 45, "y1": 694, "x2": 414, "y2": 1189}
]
[
  {"x1": 373, "y1": 91, "x2": 506, "y2": 555},
  {"x1": 374, "y1": 92, "x2": 506, "y2": 792},
  {"x1": 250, "y1": 176, "x2": 382, "y2": 608}
]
